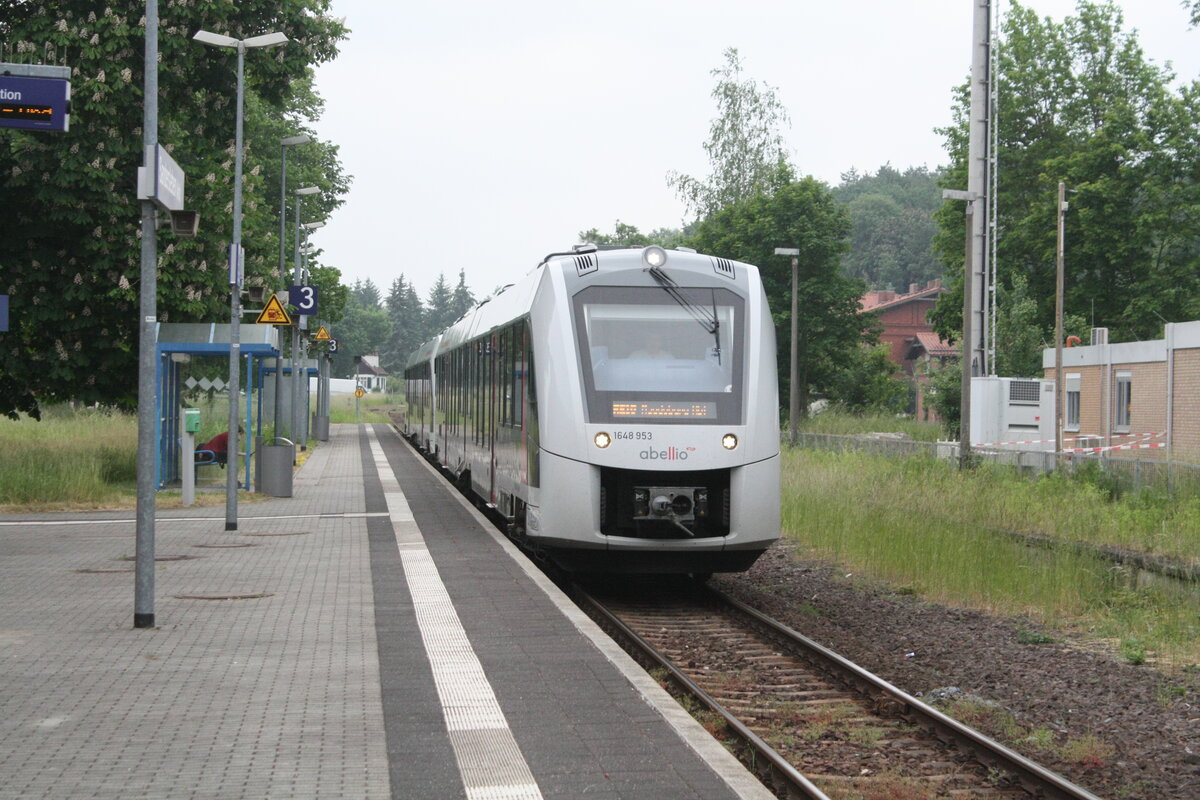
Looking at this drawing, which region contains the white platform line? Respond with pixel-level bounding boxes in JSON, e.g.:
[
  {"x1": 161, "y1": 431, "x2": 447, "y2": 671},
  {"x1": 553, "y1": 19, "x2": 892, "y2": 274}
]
[
  {"x1": 365, "y1": 427, "x2": 543, "y2": 800},
  {"x1": 380, "y1": 424, "x2": 776, "y2": 800}
]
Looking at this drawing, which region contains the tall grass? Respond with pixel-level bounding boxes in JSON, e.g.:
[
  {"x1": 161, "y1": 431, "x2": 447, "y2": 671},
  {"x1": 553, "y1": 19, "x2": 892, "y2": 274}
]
[
  {"x1": 0, "y1": 407, "x2": 138, "y2": 508},
  {"x1": 328, "y1": 391, "x2": 401, "y2": 423},
  {"x1": 783, "y1": 447, "x2": 1200, "y2": 666}
]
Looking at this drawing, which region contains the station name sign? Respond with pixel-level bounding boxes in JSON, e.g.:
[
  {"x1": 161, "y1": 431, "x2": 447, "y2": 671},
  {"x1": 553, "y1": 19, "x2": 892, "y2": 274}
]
[
  {"x1": 137, "y1": 144, "x2": 186, "y2": 212},
  {"x1": 0, "y1": 66, "x2": 71, "y2": 133}
]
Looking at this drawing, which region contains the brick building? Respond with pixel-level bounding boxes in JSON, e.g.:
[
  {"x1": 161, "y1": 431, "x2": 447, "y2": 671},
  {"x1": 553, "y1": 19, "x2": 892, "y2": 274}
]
[
  {"x1": 859, "y1": 280, "x2": 954, "y2": 420},
  {"x1": 1041, "y1": 321, "x2": 1200, "y2": 461}
]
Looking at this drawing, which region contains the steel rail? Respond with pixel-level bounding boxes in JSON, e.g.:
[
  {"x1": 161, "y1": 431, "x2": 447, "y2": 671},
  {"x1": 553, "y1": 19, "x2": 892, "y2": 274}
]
[
  {"x1": 711, "y1": 586, "x2": 1105, "y2": 800},
  {"x1": 573, "y1": 586, "x2": 832, "y2": 800}
]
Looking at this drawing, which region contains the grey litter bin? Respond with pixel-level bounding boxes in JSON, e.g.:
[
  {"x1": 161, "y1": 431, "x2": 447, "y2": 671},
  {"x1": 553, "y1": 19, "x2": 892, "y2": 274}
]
[
  {"x1": 259, "y1": 438, "x2": 295, "y2": 498},
  {"x1": 312, "y1": 413, "x2": 330, "y2": 441}
]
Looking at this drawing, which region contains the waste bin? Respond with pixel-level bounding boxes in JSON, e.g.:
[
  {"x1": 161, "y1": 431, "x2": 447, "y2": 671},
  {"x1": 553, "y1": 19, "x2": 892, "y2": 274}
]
[
  {"x1": 259, "y1": 437, "x2": 294, "y2": 498},
  {"x1": 312, "y1": 413, "x2": 329, "y2": 442}
]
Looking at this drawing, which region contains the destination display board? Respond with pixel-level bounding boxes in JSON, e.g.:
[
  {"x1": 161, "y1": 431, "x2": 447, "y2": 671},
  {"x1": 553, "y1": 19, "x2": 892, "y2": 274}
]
[
  {"x1": 0, "y1": 74, "x2": 70, "y2": 132},
  {"x1": 611, "y1": 400, "x2": 717, "y2": 419}
]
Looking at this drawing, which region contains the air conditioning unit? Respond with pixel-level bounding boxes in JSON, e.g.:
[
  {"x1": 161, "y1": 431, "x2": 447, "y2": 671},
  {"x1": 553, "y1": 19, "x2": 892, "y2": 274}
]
[{"x1": 970, "y1": 377, "x2": 1056, "y2": 450}]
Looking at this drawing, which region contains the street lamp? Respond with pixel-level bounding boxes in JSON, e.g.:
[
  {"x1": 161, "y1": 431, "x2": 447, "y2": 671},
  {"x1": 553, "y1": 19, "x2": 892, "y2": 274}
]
[
  {"x1": 193, "y1": 28, "x2": 289, "y2": 531},
  {"x1": 274, "y1": 135, "x2": 311, "y2": 442},
  {"x1": 774, "y1": 247, "x2": 800, "y2": 443},
  {"x1": 292, "y1": 187, "x2": 320, "y2": 452}
]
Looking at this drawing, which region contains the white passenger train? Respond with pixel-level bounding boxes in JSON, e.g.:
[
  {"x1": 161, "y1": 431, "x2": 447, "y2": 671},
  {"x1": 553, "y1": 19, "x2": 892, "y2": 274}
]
[{"x1": 403, "y1": 245, "x2": 780, "y2": 574}]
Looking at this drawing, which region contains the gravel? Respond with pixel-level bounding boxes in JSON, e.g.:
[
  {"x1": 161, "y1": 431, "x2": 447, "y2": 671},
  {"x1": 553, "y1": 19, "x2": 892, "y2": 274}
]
[{"x1": 712, "y1": 541, "x2": 1200, "y2": 799}]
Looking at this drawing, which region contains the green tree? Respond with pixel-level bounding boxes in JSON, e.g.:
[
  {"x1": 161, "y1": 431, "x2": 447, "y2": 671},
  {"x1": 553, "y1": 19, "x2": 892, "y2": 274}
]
[
  {"x1": 382, "y1": 274, "x2": 425, "y2": 374},
  {"x1": 351, "y1": 278, "x2": 382, "y2": 309},
  {"x1": 931, "y1": 1, "x2": 1200, "y2": 349},
  {"x1": 685, "y1": 178, "x2": 865, "y2": 416},
  {"x1": 834, "y1": 165, "x2": 943, "y2": 292},
  {"x1": 577, "y1": 221, "x2": 686, "y2": 248},
  {"x1": 449, "y1": 269, "x2": 475, "y2": 321},
  {"x1": 423, "y1": 272, "x2": 456, "y2": 336},
  {"x1": 993, "y1": 272, "x2": 1046, "y2": 377},
  {"x1": 668, "y1": 47, "x2": 793, "y2": 220},
  {"x1": 827, "y1": 344, "x2": 909, "y2": 414},
  {"x1": 330, "y1": 293, "x2": 389, "y2": 378},
  {"x1": 925, "y1": 358, "x2": 963, "y2": 437},
  {"x1": 0, "y1": 1, "x2": 349, "y2": 419}
]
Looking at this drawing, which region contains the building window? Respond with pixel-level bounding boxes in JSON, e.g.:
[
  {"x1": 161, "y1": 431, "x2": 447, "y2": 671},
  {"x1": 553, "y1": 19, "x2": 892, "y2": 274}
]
[
  {"x1": 1065, "y1": 373, "x2": 1080, "y2": 432},
  {"x1": 1115, "y1": 371, "x2": 1132, "y2": 432}
]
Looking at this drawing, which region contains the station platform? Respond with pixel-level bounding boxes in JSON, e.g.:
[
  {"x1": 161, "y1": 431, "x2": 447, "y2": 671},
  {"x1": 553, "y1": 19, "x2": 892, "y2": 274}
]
[{"x1": 0, "y1": 423, "x2": 773, "y2": 800}]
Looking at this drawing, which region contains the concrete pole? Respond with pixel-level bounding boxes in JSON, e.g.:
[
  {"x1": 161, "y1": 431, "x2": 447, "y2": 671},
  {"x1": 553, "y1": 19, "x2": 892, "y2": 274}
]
[
  {"x1": 967, "y1": 0, "x2": 991, "y2": 378},
  {"x1": 1055, "y1": 181, "x2": 1066, "y2": 457},
  {"x1": 960, "y1": 201, "x2": 975, "y2": 470},
  {"x1": 134, "y1": 0, "x2": 159, "y2": 629},
  {"x1": 789, "y1": 256, "x2": 799, "y2": 444}
]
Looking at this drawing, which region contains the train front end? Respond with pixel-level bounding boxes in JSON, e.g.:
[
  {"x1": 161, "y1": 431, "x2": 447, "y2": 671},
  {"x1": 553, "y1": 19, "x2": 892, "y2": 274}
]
[{"x1": 529, "y1": 246, "x2": 780, "y2": 575}]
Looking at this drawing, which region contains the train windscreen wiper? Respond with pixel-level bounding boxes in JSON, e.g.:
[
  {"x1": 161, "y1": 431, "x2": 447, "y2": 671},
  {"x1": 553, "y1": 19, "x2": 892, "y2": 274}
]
[{"x1": 647, "y1": 266, "x2": 721, "y2": 365}]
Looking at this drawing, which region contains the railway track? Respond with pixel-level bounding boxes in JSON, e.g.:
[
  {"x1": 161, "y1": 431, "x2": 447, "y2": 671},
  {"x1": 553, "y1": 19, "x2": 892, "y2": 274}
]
[{"x1": 574, "y1": 578, "x2": 1104, "y2": 800}]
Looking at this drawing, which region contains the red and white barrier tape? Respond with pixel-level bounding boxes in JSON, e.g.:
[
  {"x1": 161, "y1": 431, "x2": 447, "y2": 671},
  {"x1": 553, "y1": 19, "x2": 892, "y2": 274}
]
[
  {"x1": 974, "y1": 431, "x2": 1164, "y2": 448},
  {"x1": 1062, "y1": 441, "x2": 1167, "y2": 454}
]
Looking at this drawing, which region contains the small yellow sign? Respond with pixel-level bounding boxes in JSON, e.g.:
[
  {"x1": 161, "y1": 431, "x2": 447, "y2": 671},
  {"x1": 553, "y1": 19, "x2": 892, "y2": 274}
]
[
  {"x1": 315, "y1": 326, "x2": 331, "y2": 340},
  {"x1": 256, "y1": 295, "x2": 292, "y2": 325},
  {"x1": 355, "y1": 387, "x2": 365, "y2": 398}
]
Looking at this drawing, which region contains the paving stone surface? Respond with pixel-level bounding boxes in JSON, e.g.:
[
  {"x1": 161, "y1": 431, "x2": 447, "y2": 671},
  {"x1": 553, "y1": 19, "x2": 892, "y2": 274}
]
[{"x1": 0, "y1": 422, "x2": 769, "y2": 800}]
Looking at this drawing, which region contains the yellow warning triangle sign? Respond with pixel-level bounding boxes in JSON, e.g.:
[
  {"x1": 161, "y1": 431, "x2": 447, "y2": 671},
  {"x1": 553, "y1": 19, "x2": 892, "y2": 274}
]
[
  {"x1": 315, "y1": 325, "x2": 331, "y2": 340},
  {"x1": 256, "y1": 294, "x2": 292, "y2": 325}
]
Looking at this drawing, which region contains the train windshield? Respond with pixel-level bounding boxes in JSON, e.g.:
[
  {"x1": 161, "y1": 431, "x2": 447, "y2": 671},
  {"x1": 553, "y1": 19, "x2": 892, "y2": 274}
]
[{"x1": 572, "y1": 286, "x2": 745, "y2": 424}]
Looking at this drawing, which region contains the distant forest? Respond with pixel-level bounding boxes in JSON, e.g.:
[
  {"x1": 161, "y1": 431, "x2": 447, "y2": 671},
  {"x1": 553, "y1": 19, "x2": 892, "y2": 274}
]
[{"x1": 833, "y1": 164, "x2": 943, "y2": 293}]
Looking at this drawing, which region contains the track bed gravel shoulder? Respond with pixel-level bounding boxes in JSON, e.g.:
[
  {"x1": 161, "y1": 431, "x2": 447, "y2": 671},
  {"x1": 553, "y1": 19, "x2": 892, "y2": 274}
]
[{"x1": 712, "y1": 541, "x2": 1200, "y2": 800}]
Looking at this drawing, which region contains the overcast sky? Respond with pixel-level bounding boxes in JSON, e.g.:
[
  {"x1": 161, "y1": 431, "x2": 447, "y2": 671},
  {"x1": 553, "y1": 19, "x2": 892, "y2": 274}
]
[{"x1": 307, "y1": 0, "x2": 1200, "y2": 303}]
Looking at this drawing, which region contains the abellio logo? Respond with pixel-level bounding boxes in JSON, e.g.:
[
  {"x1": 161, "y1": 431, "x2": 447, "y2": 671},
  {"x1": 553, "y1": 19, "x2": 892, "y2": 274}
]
[{"x1": 639, "y1": 445, "x2": 696, "y2": 461}]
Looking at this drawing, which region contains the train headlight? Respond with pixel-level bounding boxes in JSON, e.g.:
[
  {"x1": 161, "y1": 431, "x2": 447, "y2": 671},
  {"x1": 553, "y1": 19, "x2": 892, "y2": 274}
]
[
  {"x1": 594, "y1": 431, "x2": 612, "y2": 449},
  {"x1": 642, "y1": 245, "x2": 667, "y2": 269},
  {"x1": 721, "y1": 433, "x2": 738, "y2": 450}
]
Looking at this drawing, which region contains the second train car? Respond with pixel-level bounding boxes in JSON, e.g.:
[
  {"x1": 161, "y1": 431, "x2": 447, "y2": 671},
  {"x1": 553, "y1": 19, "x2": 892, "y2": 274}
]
[{"x1": 403, "y1": 245, "x2": 780, "y2": 574}]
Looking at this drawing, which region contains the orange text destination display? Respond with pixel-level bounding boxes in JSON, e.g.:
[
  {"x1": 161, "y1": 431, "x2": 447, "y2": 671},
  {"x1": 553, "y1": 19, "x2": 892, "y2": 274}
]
[
  {"x1": 0, "y1": 72, "x2": 70, "y2": 132},
  {"x1": 611, "y1": 401, "x2": 716, "y2": 419}
]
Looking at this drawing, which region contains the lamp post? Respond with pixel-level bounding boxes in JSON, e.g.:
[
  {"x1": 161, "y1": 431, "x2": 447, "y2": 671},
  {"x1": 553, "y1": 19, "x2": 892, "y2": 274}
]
[
  {"x1": 292, "y1": 187, "x2": 320, "y2": 453},
  {"x1": 774, "y1": 247, "x2": 800, "y2": 443},
  {"x1": 193, "y1": 28, "x2": 289, "y2": 531},
  {"x1": 275, "y1": 135, "x2": 310, "y2": 438}
]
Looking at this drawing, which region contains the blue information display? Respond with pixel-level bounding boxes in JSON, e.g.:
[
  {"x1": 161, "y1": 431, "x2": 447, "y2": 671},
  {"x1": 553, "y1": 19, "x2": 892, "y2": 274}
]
[
  {"x1": 0, "y1": 75, "x2": 70, "y2": 132},
  {"x1": 289, "y1": 285, "x2": 318, "y2": 315},
  {"x1": 0, "y1": 294, "x2": 8, "y2": 332}
]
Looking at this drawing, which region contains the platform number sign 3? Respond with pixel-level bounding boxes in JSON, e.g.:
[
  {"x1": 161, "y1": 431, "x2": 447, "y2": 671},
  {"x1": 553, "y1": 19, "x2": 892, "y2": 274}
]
[{"x1": 289, "y1": 285, "x2": 318, "y2": 315}]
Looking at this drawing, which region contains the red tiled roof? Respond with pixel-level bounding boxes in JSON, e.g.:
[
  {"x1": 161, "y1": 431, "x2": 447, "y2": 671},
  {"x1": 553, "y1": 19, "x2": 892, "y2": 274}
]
[
  {"x1": 908, "y1": 331, "x2": 957, "y2": 358},
  {"x1": 860, "y1": 283, "x2": 944, "y2": 313}
]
